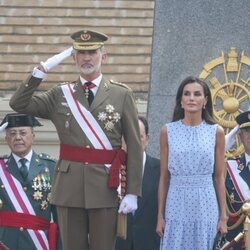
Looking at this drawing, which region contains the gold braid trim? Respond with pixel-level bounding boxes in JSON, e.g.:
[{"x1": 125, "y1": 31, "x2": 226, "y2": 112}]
[
  {"x1": 226, "y1": 190, "x2": 245, "y2": 230},
  {"x1": 227, "y1": 214, "x2": 246, "y2": 230},
  {"x1": 226, "y1": 191, "x2": 242, "y2": 216}
]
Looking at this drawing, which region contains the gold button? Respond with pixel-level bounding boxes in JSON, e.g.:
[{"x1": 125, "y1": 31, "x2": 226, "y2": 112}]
[
  {"x1": 0, "y1": 199, "x2": 3, "y2": 209},
  {"x1": 23, "y1": 187, "x2": 27, "y2": 191},
  {"x1": 20, "y1": 227, "x2": 24, "y2": 231},
  {"x1": 1, "y1": 184, "x2": 4, "y2": 188},
  {"x1": 66, "y1": 113, "x2": 71, "y2": 116},
  {"x1": 86, "y1": 145, "x2": 90, "y2": 148}
]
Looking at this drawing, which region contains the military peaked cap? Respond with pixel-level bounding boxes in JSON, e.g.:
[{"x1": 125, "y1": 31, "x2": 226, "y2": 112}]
[
  {"x1": 236, "y1": 111, "x2": 250, "y2": 129},
  {"x1": 71, "y1": 29, "x2": 108, "y2": 51}
]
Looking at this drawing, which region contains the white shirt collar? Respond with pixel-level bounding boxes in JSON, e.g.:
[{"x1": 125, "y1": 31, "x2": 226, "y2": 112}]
[
  {"x1": 12, "y1": 150, "x2": 33, "y2": 170},
  {"x1": 142, "y1": 151, "x2": 146, "y2": 175},
  {"x1": 80, "y1": 74, "x2": 102, "y2": 96}
]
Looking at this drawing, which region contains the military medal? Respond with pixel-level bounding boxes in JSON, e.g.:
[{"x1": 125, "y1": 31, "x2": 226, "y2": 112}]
[
  {"x1": 229, "y1": 193, "x2": 235, "y2": 203},
  {"x1": 47, "y1": 192, "x2": 51, "y2": 202},
  {"x1": 32, "y1": 168, "x2": 52, "y2": 210},
  {"x1": 237, "y1": 163, "x2": 244, "y2": 171},
  {"x1": 33, "y1": 191, "x2": 43, "y2": 201},
  {"x1": 41, "y1": 167, "x2": 51, "y2": 191},
  {"x1": 32, "y1": 176, "x2": 40, "y2": 190},
  {"x1": 98, "y1": 104, "x2": 121, "y2": 131},
  {"x1": 41, "y1": 200, "x2": 48, "y2": 210}
]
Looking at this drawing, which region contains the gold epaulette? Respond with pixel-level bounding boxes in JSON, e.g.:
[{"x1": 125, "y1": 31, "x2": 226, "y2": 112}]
[{"x1": 109, "y1": 79, "x2": 131, "y2": 90}]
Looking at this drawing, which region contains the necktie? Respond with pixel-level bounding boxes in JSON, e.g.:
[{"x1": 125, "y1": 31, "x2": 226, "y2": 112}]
[
  {"x1": 19, "y1": 158, "x2": 28, "y2": 180},
  {"x1": 83, "y1": 82, "x2": 96, "y2": 105}
]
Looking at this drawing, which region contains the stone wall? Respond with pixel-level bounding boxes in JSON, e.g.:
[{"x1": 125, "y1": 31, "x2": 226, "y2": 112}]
[
  {"x1": 0, "y1": 0, "x2": 154, "y2": 100},
  {"x1": 0, "y1": 1, "x2": 152, "y2": 158}
]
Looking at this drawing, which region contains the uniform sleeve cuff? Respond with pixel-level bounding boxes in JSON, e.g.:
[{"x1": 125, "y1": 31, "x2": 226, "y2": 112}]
[{"x1": 32, "y1": 67, "x2": 47, "y2": 79}]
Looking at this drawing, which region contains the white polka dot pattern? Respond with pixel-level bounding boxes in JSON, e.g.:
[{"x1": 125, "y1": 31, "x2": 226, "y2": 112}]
[{"x1": 160, "y1": 120, "x2": 219, "y2": 250}]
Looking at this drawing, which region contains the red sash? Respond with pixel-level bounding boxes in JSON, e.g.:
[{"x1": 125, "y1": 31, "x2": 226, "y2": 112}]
[
  {"x1": 0, "y1": 211, "x2": 57, "y2": 250},
  {"x1": 60, "y1": 144, "x2": 126, "y2": 188},
  {"x1": 0, "y1": 159, "x2": 57, "y2": 249}
]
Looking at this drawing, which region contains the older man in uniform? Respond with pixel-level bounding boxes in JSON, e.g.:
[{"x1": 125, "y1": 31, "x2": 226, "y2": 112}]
[
  {"x1": 225, "y1": 111, "x2": 250, "y2": 249},
  {"x1": 9, "y1": 29, "x2": 143, "y2": 250},
  {"x1": 0, "y1": 113, "x2": 58, "y2": 250}
]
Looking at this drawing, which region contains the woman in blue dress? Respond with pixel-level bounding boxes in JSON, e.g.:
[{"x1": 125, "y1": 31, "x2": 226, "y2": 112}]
[{"x1": 156, "y1": 76, "x2": 228, "y2": 249}]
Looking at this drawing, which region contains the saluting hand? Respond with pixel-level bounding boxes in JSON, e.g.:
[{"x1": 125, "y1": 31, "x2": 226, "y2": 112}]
[
  {"x1": 225, "y1": 125, "x2": 239, "y2": 151},
  {"x1": 40, "y1": 47, "x2": 73, "y2": 73}
]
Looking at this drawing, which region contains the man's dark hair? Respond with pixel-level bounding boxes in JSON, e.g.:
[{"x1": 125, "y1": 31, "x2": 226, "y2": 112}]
[{"x1": 138, "y1": 116, "x2": 149, "y2": 135}]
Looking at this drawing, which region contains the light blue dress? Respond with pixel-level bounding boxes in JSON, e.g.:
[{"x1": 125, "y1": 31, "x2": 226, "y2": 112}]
[{"x1": 160, "y1": 120, "x2": 219, "y2": 250}]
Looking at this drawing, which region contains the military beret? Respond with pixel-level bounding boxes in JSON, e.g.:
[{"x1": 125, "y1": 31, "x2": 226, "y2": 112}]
[
  {"x1": 236, "y1": 111, "x2": 250, "y2": 129},
  {"x1": 0, "y1": 113, "x2": 42, "y2": 129},
  {"x1": 71, "y1": 29, "x2": 108, "y2": 51}
]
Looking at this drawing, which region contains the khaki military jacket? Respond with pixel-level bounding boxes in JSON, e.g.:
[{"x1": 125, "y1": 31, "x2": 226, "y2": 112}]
[{"x1": 10, "y1": 74, "x2": 142, "y2": 209}]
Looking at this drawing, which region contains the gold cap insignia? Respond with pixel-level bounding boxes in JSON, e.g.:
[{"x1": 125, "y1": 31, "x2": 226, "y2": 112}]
[{"x1": 80, "y1": 32, "x2": 91, "y2": 41}]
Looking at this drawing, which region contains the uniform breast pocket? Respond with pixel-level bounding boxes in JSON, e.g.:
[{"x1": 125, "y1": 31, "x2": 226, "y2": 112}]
[
  {"x1": 56, "y1": 160, "x2": 70, "y2": 173},
  {"x1": 55, "y1": 108, "x2": 73, "y2": 136}
]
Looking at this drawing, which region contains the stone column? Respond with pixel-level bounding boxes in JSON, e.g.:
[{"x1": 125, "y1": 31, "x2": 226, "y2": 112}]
[{"x1": 147, "y1": 0, "x2": 250, "y2": 157}]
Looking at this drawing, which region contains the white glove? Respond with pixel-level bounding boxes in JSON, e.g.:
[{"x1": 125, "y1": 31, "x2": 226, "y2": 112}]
[
  {"x1": 40, "y1": 47, "x2": 73, "y2": 72},
  {"x1": 118, "y1": 194, "x2": 138, "y2": 214},
  {"x1": 0, "y1": 122, "x2": 8, "y2": 132},
  {"x1": 225, "y1": 125, "x2": 239, "y2": 151}
]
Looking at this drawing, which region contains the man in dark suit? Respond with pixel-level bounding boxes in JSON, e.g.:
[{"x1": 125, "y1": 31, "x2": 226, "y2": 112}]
[
  {"x1": 225, "y1": 111, "x2": 250, "y2": 249},
  {"x1": 116, "y1": 116, "x2": 160, "y2": 250},
  {"x1": 9, "y1": 29, "x2": 143, "y2": 250},
  {"x1": 0, "y1": 113, "x2": 58, "y2": 250}
]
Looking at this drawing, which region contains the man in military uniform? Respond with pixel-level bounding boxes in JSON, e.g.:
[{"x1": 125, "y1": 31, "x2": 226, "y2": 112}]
[
  {"x1": 9, "y1": 29, "x2": 143, "y2": 250},
  {"x1": 225, "y1": 110, "x2": 250, "y2": 249},
  {"x1": 0, "y1": 113, "x2": 58, "y2": 250}
]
